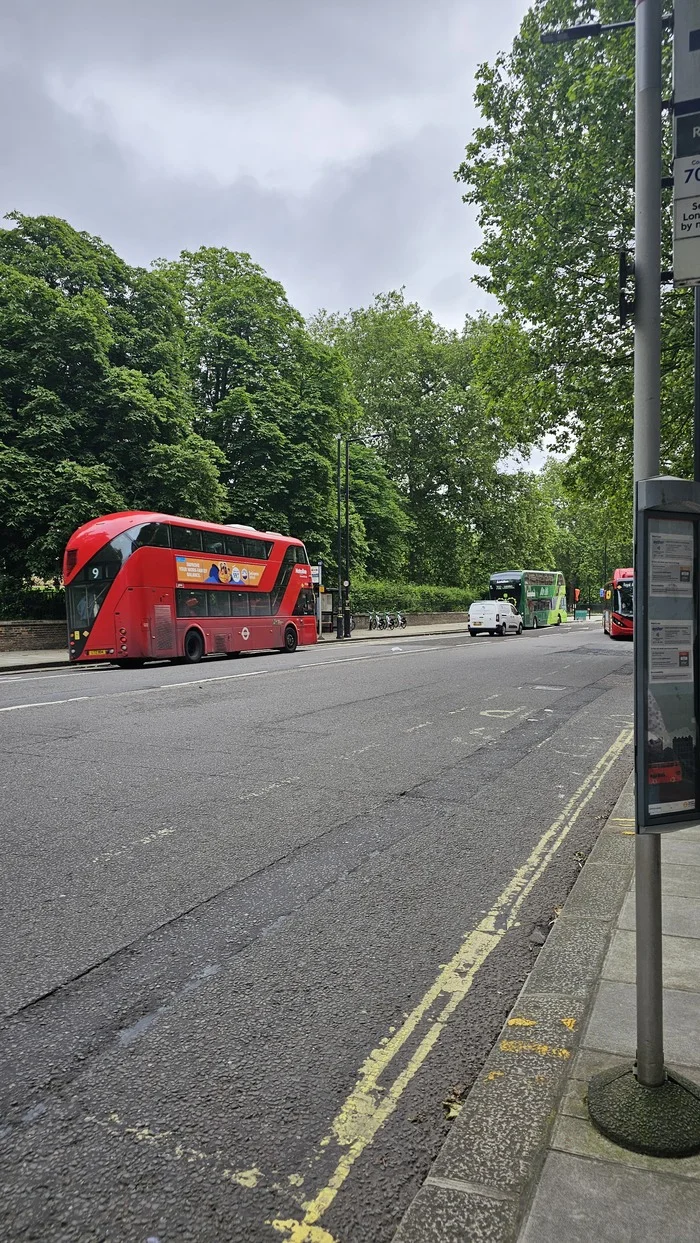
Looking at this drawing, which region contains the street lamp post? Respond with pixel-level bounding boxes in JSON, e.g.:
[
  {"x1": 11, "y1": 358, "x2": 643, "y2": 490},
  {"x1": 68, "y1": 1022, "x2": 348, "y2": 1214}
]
[
  {"x1": 336, "y1": 436, "x2": 343, "y2": 640},
  {"x1": 344, "y1": 438, "x2": 351, "y2": 637}
]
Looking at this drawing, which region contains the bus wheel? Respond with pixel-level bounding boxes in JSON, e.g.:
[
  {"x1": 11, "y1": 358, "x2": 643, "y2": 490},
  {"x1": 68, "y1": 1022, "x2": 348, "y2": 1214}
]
[
  {"x1": 283, "y1": 625, "x2": 298, "y2": 653},
  {"x1": 556, "y1": 613, "x2": 562, "y2": 625},
  {"x1": 184, "y1": 628, "x2": 205, "y2": 663},
  {"x1": 532, "y1": 616, "x2": 538, "y2": 630}
]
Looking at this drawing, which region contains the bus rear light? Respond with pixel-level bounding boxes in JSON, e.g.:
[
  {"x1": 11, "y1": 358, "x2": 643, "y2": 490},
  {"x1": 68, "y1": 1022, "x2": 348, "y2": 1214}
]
[
  {"x1": 120, "y1": 643, "x2": 127, "y2": 651},
  {"x1": 119, "y1": 627, "x2": 127, "y2": 635}
]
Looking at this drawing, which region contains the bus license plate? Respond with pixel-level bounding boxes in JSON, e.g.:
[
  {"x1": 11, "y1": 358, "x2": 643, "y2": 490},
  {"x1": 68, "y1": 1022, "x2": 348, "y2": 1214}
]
[
  {"x1": 473, "y1": 621, "x2": 481, "y2": 626},
  {"x1": 87, "y1": 648, "x2": 110, "y2": 656}
]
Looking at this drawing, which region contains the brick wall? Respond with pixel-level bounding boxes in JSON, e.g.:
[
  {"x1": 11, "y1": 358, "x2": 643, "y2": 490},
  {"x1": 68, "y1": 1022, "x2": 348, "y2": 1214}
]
[{"x1": 0, "y1": 621, "x2": 67, "y2": 652}]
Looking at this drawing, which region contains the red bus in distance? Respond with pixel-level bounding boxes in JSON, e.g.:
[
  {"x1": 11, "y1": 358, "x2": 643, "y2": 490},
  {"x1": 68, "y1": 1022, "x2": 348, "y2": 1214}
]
[
  {"x1": 602, "y1": 568, "x2": 634, "y2": 640},
  {"x1": 63, "y1": 511, "x2": 316, "y2": 666}
]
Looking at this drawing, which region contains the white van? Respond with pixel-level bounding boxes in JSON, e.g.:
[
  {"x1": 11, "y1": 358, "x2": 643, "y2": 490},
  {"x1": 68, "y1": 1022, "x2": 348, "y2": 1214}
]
[{"x1": 468, "y1": 600, "x2": 523, "y2": 637}]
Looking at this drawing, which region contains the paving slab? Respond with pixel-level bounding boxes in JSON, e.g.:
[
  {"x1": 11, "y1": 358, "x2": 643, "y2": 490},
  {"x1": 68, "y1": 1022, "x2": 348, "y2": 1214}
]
[
  {"x1": 519, "y1": 1151, "x2": 700, "y2": 1243},
  {"x1": 602, "y1": 927, "x2": 700, "y2": 992},
  {"x1": 619, "y1": 891, "x2": 700, "y2": 938},
  {"x1": 584, "y1": 978, "x2": 700, "y2": 1067},
  {"x1": 661, "y1": 863, "x2": 700, "y2": 898},
  {"x1": 660, "y1": 837, "x2": 700, "y2": 867}
]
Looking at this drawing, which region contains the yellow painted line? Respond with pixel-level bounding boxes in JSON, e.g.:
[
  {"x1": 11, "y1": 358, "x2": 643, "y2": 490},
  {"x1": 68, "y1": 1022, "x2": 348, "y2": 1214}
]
[
  {"x1": 506, "y1": 1016, "x2": 537, "y2": 1028},
  {"x1": 270, "y1": 727, "x2": 632, "y2": 1242},
  {"x1": 561, "y1": 1017, "x2": 577, "y2": 1031},
  {"x1": 500, "y1": 1039, "x2": 570, "y2": 1059}
]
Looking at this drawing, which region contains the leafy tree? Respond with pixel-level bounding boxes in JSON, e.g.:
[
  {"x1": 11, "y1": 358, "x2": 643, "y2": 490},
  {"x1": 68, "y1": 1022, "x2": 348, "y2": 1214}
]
[
  {"x1": 539, "y1": 457, "x2": 632, "y2": 595},
  {"x1": 311, "y1": 292, "x2": 538, "y2": 585},
  {"x1": 455, "y1": 0, "x2": 691, "y2": 497},
  {"x1": 157, "y1": 247, "x2": 360, "y2": 563},
  {"x1": 0, "y1": 215, "x2": 225, "y2": 582},
  {"x1": 347, "y1": 443, "x2": 410, "y2": 579}
]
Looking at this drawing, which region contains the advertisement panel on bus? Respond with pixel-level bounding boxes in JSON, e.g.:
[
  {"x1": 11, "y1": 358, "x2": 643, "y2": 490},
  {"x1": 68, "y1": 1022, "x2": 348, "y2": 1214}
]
[{"x1": 63, "y1": 511, "x2": 316, "y2": 666}]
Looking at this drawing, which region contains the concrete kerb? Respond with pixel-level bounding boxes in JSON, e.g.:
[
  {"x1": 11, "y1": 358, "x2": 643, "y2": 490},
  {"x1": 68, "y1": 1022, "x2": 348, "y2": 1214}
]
[{"x1": 392, "y1": 773, "x2": 636, "y2": 1243}]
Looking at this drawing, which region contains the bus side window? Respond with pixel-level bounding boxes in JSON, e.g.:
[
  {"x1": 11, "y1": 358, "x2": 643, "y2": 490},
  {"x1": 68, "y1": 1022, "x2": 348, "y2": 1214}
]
[
  {"x1": 172, "y1": 527, "x2": 203, "y2": 552},
  {"x1": 203, "y1": 532, "x2": 226, "y2": 555},
  {"x1": 133, "y1": 522, "x2": 170, "y2": 549},
  {"x1": 225, "y1": 535, "x2": 245, "y2": 557},
  {"x1": 176, "y1": 588, "x2": 207, "y2": 616}
]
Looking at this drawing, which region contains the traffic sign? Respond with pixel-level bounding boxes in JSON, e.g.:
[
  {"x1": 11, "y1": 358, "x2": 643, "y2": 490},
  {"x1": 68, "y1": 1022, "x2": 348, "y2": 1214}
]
[{"x1": 673, "y1": 1, "x2": 700, "y2": 284}]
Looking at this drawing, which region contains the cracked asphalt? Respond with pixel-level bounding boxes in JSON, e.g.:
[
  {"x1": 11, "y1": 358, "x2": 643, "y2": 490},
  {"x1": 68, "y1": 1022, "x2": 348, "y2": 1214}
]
[{"x1": 0, "y1": 624, "x2": 633, "y2": 1242}]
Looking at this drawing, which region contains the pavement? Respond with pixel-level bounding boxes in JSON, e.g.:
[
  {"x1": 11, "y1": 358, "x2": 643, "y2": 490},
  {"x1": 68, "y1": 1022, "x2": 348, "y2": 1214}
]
[
  {"x1": 1, "y1": 623, "x2": 632, "y2": 1242},
  {"x1": 394, "y1": 775, "x2": 700, "y2": 1243}
]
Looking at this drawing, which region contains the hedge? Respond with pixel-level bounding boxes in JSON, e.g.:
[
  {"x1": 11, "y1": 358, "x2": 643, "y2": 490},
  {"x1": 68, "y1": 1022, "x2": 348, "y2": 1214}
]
[
  {"x1": 351, "y1": 580, "x2": 485, "y2": 614},
  {"x1": 0, "y1": 582, "x2": 66, "y2": 620}
]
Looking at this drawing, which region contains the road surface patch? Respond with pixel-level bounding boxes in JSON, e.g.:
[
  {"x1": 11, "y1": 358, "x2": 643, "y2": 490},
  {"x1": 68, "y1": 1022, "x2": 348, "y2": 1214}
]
[{"x1": 265, "y1": 728, "x2": 632, "y2": 1242}]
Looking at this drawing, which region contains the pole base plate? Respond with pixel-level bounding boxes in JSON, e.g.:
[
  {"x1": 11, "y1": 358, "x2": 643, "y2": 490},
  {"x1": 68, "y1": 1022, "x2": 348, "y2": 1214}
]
[{"x1": 588, "y1": 1063, "x2": 700, "y2": 1157}]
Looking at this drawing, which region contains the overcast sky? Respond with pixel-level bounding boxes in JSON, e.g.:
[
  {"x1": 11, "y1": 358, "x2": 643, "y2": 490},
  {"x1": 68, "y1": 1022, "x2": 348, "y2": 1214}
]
[{"x1": 0, "y1": 0, "x2": 530, "y2": 329}]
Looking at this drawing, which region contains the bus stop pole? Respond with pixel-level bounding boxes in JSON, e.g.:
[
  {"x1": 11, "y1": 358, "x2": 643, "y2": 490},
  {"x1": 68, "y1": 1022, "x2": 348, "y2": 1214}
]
[{"x1": 632, "y1": 0, "x2": 664, "y2": 1089}]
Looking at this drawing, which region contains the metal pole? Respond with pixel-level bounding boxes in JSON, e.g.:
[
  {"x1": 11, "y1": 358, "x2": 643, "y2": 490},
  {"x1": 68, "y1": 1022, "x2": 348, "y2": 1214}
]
[
  {"x1": 694, "y1": 286, "x2": 700, "y2": 481},
  {"x1": 336, "y1": 437, "x2": 343, "y2": 640},
  {"x1": 344, "y1": 438, "x2": 351, "y2": 637},
  {"x1": 633, "y1": 0, "x2": 664, "y2": 1089}
]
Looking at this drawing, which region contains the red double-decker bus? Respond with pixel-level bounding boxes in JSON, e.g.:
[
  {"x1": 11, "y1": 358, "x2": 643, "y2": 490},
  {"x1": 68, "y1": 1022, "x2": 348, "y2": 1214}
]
[
  {"x1": 63, "y1": 511, "x2": 316, "y2": 666},
  {"x1": 602, "y1": 568, "x2": 634, "y2": 640}
]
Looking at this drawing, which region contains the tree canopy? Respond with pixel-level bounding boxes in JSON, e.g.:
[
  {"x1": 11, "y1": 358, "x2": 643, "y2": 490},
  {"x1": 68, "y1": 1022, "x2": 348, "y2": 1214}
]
[
  {"x1": 0, "y1": 209, "x2": 619, "y2": 610},
  {"x1": 455, "y1": 0, "x2": 692, "y2": 504},
  {"x1": 0, "y1": 213, "x2": 226, "y2": 582}
]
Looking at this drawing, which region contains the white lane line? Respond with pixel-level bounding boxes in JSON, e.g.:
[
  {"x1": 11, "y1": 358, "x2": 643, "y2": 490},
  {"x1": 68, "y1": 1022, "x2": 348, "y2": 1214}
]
[
  {"x1": 0, "y1": 669, "x2": 112, "y2": 685},
  {"x1": 0, "y1": 643, "x2": 453, "y2": 714},
  {"x1": 0, "y1": 670, "x2": 270, "y2": 712}
]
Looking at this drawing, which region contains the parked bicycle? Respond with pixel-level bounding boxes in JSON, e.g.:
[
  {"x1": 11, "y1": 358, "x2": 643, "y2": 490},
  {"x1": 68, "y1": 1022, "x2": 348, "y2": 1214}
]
[{"x1": 368, "y1": 609, "x2": 408, "y2": 630}]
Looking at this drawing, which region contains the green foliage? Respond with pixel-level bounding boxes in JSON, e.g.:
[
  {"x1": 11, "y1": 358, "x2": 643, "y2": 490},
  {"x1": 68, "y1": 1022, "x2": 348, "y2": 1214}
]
[
  {"x1": 351, "y1": 581, "x2": 479, "y2": 614},
  {"x1": 156, "y1": 247, "x2": 359, "y2": 563},
  {"x1": 455, "y1": 0, "x2": 690, "y2": 497},
  {"x1": 0, "y1": 214, "x2": 225, "y2": 583},
  {"x1": 0, "y1": 578, "x2": 65, "y2": 620},
  {"x1": 539, "y1": 457, "x2": 632, "y2": 589},
  {"x1": 310, "y1": 292, "x2": 543, "y2": 586}
]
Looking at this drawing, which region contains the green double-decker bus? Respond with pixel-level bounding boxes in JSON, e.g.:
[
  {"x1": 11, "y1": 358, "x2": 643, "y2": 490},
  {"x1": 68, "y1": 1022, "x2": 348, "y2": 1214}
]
[{"x1": 489, "y1": 569, "x2": 567, "y2": 630}]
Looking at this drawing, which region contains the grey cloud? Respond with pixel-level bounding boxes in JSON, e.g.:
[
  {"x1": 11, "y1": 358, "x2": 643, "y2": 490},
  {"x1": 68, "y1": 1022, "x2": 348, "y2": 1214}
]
[{"x1": 0, "y1": 0, "x2": 529, "y2": 327}]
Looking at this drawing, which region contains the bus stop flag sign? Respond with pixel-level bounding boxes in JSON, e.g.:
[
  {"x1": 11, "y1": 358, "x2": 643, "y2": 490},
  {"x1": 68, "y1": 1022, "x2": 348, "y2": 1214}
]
[{"x1": 673, "y1": 0, "x2": 700, "y2": 285}]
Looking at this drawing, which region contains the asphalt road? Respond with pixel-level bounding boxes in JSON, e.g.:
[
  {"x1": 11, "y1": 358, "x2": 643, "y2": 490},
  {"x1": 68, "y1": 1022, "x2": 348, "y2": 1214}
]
[{"x1": 0, "y1": 623, "x2": 633, "y2": 1243}]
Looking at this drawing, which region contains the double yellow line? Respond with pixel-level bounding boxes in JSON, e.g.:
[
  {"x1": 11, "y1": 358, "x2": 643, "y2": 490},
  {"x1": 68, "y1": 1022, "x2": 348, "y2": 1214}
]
[{"x1": 271, "y1": 727, "x2": 632, "y2": 1243}]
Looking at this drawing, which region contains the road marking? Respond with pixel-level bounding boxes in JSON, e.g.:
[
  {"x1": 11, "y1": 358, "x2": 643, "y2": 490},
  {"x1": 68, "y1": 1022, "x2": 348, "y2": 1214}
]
[
  {"x1": 500, "y1": 1039, "x2": 570, "y2": 1059},
  {"x1": 0, "y1": 669, "x2": 271, "y2": 712},
  {"x1": 404, "y1": 721, "x2": 433, "y2": 733},
  {"x1": 480, "y1": 707, "x2": 525, "y2": 719},
  {"x1": 269, "y1": 726, "x2": 632, "y2": 1243},
  {"x1": 0, "y1": 645, "x2": 453, "y2": 714}
]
